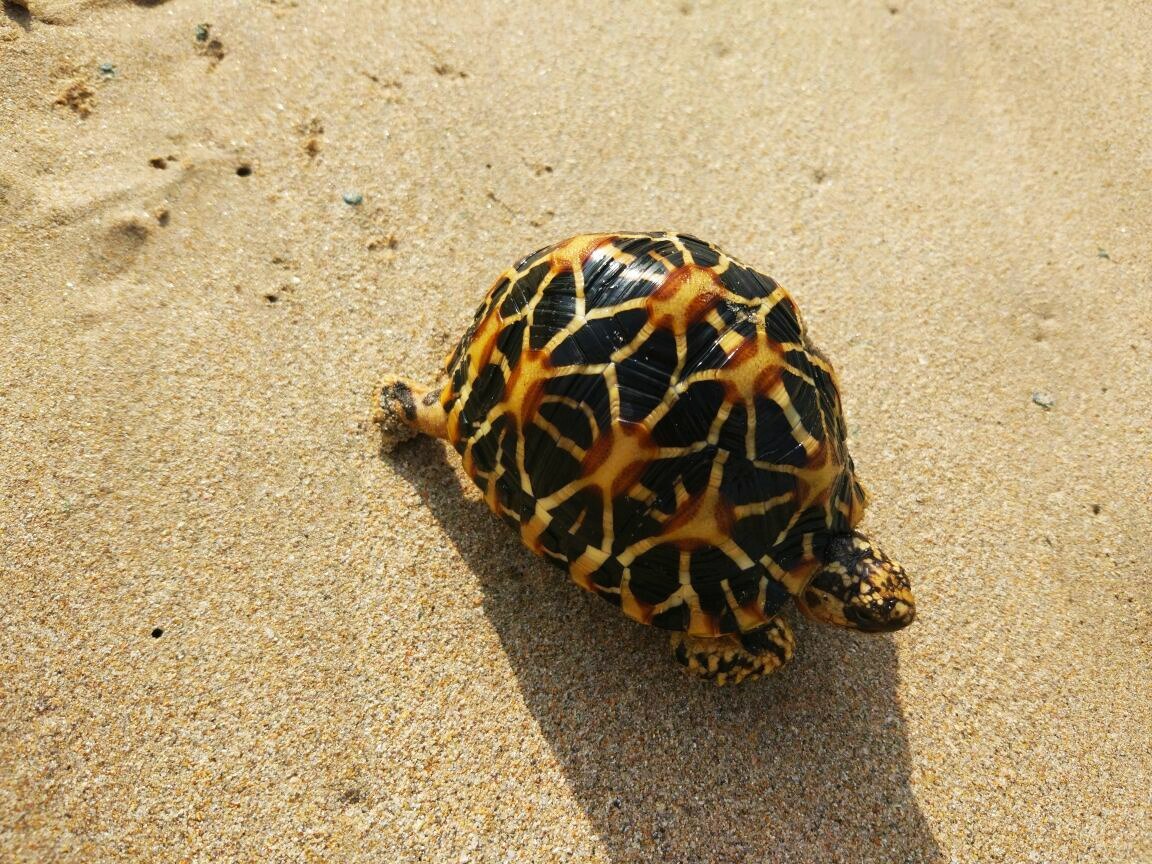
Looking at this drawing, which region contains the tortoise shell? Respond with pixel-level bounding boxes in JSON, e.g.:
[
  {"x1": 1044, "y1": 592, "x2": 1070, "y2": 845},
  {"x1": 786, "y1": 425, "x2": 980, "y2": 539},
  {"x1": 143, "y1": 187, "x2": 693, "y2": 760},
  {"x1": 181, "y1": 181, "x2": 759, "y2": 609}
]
[{"x1": 437, "y1": 232, "x2": 868, "y2": 636}]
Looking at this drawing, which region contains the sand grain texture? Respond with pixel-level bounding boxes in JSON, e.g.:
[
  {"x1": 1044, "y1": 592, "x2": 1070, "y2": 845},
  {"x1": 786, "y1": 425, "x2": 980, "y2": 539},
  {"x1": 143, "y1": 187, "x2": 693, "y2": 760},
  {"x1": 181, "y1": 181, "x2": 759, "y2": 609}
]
[{"x1": 2, "y1": 2, "x2": 1150, "y2": 862}]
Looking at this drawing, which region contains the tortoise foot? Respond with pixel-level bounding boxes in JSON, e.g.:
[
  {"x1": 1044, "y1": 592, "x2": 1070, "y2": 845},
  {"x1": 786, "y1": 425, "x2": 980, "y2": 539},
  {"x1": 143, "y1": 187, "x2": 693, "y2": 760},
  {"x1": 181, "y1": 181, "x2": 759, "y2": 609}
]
[
  {"x1": 373, "y1": 376, "x2": 422, "y2": 452},
  {"x1": 670, "y1": 617, "x2": 795, "y2": 686}
]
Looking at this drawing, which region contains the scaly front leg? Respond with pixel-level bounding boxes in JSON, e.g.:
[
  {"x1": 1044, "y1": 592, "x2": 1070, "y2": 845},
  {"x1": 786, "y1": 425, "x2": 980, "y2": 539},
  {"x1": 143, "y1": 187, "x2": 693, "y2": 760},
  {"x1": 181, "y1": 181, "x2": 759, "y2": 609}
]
[{"x1": 669, "y1": 616, "x2": 795, "y2": 685}]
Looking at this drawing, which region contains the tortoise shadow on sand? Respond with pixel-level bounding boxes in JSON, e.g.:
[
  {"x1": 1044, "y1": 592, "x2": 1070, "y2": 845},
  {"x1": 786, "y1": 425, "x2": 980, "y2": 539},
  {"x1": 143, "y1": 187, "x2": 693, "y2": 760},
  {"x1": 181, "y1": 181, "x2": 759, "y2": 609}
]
[{"x1": 390, "y1": 440, "x2": 942, "y2": 864}]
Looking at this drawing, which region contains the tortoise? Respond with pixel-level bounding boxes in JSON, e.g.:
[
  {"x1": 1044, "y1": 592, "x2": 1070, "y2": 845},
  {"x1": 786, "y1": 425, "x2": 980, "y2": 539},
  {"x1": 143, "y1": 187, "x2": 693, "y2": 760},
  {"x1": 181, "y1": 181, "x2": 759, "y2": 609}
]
[{"x1": 374, "y1": 232, "x2": 915, "y2": 684}]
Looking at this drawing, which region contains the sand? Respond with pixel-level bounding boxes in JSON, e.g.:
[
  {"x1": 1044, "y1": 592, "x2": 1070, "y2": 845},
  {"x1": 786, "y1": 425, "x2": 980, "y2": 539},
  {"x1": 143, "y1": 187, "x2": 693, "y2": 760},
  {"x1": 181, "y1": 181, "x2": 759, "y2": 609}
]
[{"x1": 2, "y1": 1, "x2": 1150, "y2": 861}]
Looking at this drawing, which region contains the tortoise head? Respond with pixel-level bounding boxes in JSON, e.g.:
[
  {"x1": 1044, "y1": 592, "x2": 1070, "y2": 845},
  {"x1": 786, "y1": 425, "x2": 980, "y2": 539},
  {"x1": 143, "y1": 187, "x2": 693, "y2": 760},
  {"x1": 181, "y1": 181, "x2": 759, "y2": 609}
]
[{"x1": 796, "y1": 532, "x2": 916, "y2": 632}]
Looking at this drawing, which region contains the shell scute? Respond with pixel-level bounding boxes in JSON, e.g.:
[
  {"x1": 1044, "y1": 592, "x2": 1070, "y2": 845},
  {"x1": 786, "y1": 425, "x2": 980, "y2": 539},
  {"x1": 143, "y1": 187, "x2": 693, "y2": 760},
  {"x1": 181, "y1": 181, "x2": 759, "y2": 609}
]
[
  {"x1": 527, "y1": 269, "x2": 577, "y2": 350},
  {"x1": 650, "y1": 378, "x2": 726, "y2": 447},
  {"x1": 615, "y1": 330, "x2": 679, "y2": 423},
  {"x1": 550, "y1": 307, "x2": 646, "y2": 367},
  {"x1": 678, "y1": 235, "x2": 722, "y2": 268}
]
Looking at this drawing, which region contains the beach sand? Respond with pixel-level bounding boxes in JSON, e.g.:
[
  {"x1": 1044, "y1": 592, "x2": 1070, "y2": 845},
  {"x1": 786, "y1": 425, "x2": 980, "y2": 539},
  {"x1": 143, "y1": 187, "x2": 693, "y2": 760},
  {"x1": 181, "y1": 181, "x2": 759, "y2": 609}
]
[{"x1": 2, "y1": 1, "x2": 1150, "y2": 861}]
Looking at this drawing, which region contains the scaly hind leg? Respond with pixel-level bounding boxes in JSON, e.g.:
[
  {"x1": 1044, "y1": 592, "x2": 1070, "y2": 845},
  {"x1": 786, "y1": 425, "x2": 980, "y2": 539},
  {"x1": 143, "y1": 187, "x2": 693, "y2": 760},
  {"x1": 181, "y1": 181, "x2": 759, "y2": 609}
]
[
  {"x1": 669, "y1": 616, "x2": 795, "y2": 686},
  {"x1": 373, "y1": 376, "x2": 448, "y2": 452}
]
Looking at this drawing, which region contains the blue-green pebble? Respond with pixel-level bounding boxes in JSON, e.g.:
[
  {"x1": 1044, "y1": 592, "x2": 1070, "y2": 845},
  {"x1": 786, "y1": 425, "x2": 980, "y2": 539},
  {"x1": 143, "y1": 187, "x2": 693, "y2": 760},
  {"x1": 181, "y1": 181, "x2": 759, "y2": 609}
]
[
  {"x1": 343, "y1": 192, "x2": 364, "y2": 206},
  {"x1": 99, "y1": 63, "x2": 116, "y2": 77}
]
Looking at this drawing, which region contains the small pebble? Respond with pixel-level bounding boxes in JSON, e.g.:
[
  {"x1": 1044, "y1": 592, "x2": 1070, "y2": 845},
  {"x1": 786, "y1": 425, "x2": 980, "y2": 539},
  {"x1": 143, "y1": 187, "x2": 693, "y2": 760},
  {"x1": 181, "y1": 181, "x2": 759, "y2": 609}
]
[
  {"x1": 1031, "y1": 391, "x2": 1055, "y2": 410},
  {"x1": 195, "y1": 24, "x2": 210, "y2": 42},
  {"x1": 98, "y1": 63, "x2": 116, "y2": 78},
  {"x1": 343, "y1": 191, "x2": 364, "y2": 206}
]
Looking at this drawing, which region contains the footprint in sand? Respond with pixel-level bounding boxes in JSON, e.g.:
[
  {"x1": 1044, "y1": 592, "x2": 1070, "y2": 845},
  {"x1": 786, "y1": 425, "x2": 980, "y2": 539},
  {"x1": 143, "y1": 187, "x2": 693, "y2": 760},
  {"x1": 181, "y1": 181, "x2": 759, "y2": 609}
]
[{"x1": 87, "y1": 211, "x2": 156, "y2": 278}]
